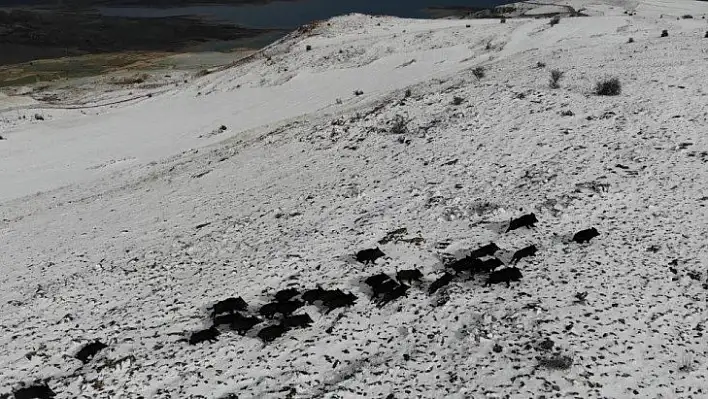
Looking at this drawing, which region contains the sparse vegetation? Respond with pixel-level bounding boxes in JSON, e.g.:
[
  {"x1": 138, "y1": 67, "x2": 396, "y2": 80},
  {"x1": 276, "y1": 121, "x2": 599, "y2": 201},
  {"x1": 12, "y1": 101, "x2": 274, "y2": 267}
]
[
  {"x1": 678, "y1": 354, "x2": 695, "y2": 372},
  {"x1": 195, "y1": 69, "x2": 212, "y2": 78},
  {"x1": 404, "y1": 88, "x2": 412, "y2": 98},
  {"x1": 549, "y1": 69, "x2": 564, "y2": 89},
  {"x1": 472, "y1": 66, "x2": 486, "y2": 79},
  {"x1": 452, "y1": 96, "x2": 464, "y2": 105},
  {"x1": 549, "y1": 15, "x2": 561, "y2": 26},
  {"x1": 536, "y1": 61, "x2": 546, "y2": 69},
  {"x1": 389, "y1": 114, "x2": 410, "y2": 135},
  {"x1": 594, "y1": 77, "x2": 622, "y2": 96},
  {"x1": 109, "y1": 73, "x2": 150, "y2": 85}
]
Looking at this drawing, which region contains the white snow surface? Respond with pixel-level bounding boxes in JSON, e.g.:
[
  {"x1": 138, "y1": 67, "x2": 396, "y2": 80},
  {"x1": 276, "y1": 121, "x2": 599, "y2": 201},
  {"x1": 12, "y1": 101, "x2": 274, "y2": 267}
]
[{"x1": 2, "y1": 1, "x2": 708, "y2": 398}]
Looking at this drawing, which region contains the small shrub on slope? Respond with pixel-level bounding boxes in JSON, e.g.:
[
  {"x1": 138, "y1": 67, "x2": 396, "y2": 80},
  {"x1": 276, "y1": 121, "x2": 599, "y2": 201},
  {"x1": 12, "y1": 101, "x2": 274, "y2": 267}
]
[
  {"x1": 472, "y1": 66, "x2": 486, "y2": 79},
  {"x1": 549, "y1": 69, "x2": 564, "y2": 89},
  {"x1": 594, "y1": 77, "x2": 622, "y2": 96},
  {"x1": 389, "y1": 114, "x2": 410, "y2": 134},
  {"x1": 549, "y1": 15, "x2": 560, "y2": 26}
]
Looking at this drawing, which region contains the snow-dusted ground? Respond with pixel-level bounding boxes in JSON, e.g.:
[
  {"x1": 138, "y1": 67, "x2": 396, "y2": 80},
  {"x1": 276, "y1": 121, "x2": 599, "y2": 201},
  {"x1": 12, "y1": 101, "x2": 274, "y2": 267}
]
[{"x1": 2, "y1": 1, "x2": 708, "y2": 398}]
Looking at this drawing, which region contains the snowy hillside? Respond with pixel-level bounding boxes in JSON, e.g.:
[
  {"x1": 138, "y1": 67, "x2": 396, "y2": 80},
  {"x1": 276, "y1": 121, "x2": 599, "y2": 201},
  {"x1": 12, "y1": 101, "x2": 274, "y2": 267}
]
[{"x1": 2, "y1": 0, "x2": 708, "y2": 398}]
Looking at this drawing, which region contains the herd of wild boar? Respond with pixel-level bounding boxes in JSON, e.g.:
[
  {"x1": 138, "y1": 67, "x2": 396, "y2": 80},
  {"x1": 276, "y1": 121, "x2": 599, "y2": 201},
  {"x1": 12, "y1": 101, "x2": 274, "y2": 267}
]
[
  {"x1": 9, "y1": 213, "x2": 599, "y2": 398},
  {"x1": 181, "y1": 212, "x2": 599, "y2": 346}
]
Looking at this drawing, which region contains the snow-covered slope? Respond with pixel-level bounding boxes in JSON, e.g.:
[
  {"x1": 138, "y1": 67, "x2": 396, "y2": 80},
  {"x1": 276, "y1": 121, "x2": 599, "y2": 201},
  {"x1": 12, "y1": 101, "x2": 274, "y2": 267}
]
[{"x1": 2, "y1": 1, "x2": 708, "y2": 398}]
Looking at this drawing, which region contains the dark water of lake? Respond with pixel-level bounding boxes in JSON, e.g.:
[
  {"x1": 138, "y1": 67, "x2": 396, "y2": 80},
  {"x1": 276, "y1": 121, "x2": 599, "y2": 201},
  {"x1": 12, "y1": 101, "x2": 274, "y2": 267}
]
[{"x1": 98, "y1": 0, "x2": 510, "y2": 29}]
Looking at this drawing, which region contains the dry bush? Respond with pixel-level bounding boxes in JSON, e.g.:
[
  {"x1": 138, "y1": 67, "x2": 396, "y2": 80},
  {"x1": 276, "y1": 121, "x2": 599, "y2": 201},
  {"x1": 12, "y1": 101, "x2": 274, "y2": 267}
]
[
  {"x1": 594, "y1": 77, "x2": 622, "y2": 96},
  {"x1": 472, "y1": 66, "x2": 485, "y2": 79},
  {"x1": 549, "y1": 69, "x2": 564, "y2": 89}
]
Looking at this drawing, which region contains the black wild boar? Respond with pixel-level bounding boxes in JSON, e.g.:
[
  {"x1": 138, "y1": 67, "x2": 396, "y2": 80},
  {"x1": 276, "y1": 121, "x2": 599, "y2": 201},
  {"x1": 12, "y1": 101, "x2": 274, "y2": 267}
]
[
  {"x1": 210, "y1": 297, "x2": 248, "y2": 317},
  {"x1": 319, "y1": 288, "x2": 347, "y2": 303},
  {"x1": 510, "y1": 245, "x2": 538, "y2": 264},
  {"x1": 429, "y1": 273, "x2": 454, "y2": 294},
  {"x1": 365, "y1": 273, "x2": 398, "y2": 298},
  {"x1": 356, "y1": 248, "x2": 386, "y2": 264},
  {"x1": 377, "y1": 284, "x2": 409, "y2": 307},
  {"x1": 374, "y1": 280, "x2": 399, "y2": 298},
  {"x1": 189, "y1": 327, "x2": 220, "y2": 345},
  {"x1": 505, "y1": 213, "x2": 538, "y2": 233},
  {"x1": 276, "y1": 300, "x2": 305, "y2": 316},
  {"x1": 479, "y1": 258, "x2": 504, "y2": 272},
  {"x1": 396, "y1": 268, "x2": 423, "y2": 284},
  {"x1": 470, "y1": 242, "x2": 501, "y2": 258},
  {"x1": 302, "y1": 286, "x2": 326, "y2": 304},
  {"x1": 257, "y1": 324, "x2": 288, "y2": 343},
  {"x1": 13, "y1": 383, "x2": 56, "y2": 399},
  {"x1": 75, "y1": 341, "x2": 108, "y2": 364},
  {"x1": 259, "y1": 300, "x2": 304, "y2": 318},
  {"x1": 275, "y1": 288, "x2": 300, "y2": 302},
  {"x1": 365, "y1": 273, "x2": 393, "y2": 287},
  {"x1": 322, "y1": 291, "x2": 357, "y2": 313},
  {"x1": 486, "y1": 267, "x2": 523, "y2": 287},
  {"x1": 259, "y1": 303, "x2": 279, "y2": 319},
  {"x1": 448, "y1": 256, "x2": 483, "y2": 274},
  {"x1": 282, "y1": 313, "x2": 314, "y2": 328},
  {"x1": 213, "y1": 312, "x2": 245, "y2": 326},
  {"x1": 229, "y1": 315, "x2": 262, "y2": 335},
  {"x1": 572, "y1": 227, "x2": 599, "y2": 244}
]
